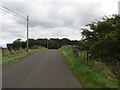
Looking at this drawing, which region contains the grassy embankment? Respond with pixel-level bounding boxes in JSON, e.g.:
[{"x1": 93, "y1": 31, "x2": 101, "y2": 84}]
[
  {"x1": 1, "y1": 48, "x2": 46, "y2": 66},
  {"x1": 59, "y1": 46, "x2": 118, "y2": 88}
]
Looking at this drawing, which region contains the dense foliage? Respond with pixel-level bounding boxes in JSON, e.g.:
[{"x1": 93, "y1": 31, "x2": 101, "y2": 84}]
[{"x1": 81, "y1": 14, "x2": 120, "y2": 63}]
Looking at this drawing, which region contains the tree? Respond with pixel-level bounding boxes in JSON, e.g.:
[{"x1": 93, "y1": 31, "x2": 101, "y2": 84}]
[
  {"x1": 12, "y1": 39, "x2": 22, "y2": 50},
  {"x1": 81, "y1": 14, "x2": 120, "y2": 63}
]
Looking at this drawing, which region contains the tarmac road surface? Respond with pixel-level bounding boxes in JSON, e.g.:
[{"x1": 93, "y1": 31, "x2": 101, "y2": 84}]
[{"x1": 3, "y1": 49, "x2": 81, "y2": 88}]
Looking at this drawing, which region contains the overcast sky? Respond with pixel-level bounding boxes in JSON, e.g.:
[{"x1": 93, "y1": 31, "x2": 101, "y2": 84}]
[{"x1": 0, "y1": 0, "x2": 119, "y2": 47}]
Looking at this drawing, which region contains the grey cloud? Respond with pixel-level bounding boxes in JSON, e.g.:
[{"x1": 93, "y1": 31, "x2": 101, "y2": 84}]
[{"x1": 6, "y1": 2, "x2": 102, "y2": 29}]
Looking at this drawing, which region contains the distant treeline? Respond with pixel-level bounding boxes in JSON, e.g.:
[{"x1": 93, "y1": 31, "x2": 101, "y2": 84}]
[{"x1": 7, "y1": 38, "x2": 81, "y2": 51}]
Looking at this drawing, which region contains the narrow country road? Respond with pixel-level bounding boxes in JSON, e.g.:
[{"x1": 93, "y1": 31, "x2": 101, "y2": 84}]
[{"x1": 3, "y1": 49, "x2": 81, "y2": 88}]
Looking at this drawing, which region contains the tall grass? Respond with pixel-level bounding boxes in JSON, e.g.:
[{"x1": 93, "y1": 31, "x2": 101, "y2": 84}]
[
  {"x1": 78, "y1": 51, "x2": 118, "y2": 78},
  {"x1": 60, "y1": 47, "x2": 118, "y2": 88}
]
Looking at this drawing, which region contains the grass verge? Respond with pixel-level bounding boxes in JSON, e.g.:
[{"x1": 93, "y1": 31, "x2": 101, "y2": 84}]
[
  {"x1": 59, "y1": 47, "x2": 118, "y2": 88},
  {"x1": 2, "y1": 48, "x2": 46, "y2": 66}
]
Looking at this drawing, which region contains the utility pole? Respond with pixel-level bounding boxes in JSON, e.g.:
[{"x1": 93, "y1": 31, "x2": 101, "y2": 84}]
[{"x1": 26, "y1": 15, "x2": 29, "y2": 51}]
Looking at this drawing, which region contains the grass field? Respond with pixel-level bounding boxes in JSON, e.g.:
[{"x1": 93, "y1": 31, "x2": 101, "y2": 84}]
[
  {"x1": 1, "y1": 48, "x2": 46, "y2": 66},
  {"x1": 60, "y1": 47, "x2": 118, "y2": 88}
]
